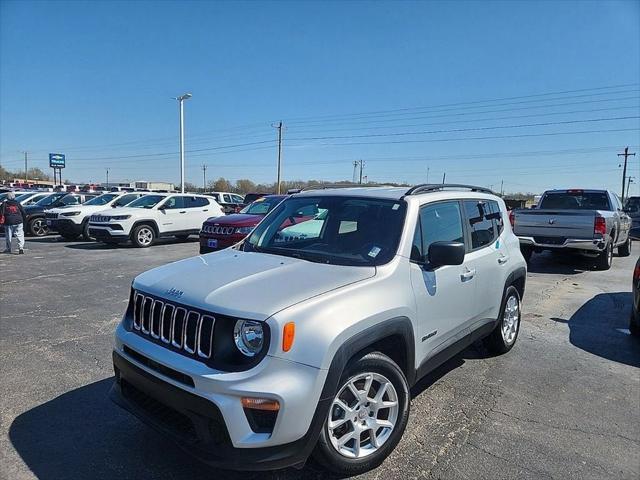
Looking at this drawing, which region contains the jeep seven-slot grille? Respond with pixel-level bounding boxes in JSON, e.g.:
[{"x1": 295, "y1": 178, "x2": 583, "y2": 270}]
[
  {"x1": 133, "y1": 292, "x2": 215, "y2": 360},
  {"x1": 202, "y1": 225, "x2": 235, "y2": 235}
]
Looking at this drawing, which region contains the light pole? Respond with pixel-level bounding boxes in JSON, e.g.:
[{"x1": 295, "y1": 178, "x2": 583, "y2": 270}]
[
  {"x1": 106, "y1": 168, "x2": 110, "y2": 190},
  {"x1": 175, "y1": 93, "x2": 192, "y2": 193}
]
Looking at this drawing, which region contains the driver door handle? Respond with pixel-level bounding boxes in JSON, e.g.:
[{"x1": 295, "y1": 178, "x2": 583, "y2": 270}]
[
  {"x1": 460, "y1": 268, "x2": 476, "y2": 281},
  {"x1": 498, "y1": 255, "x2": 509, "y2": 265},
  {"x1": 179, "y1": 210, "x2": 186, "y2": 214}
]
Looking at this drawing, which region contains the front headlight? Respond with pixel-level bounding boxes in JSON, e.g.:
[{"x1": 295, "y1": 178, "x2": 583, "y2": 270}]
[
  {"x1": 233, "y1": 319, "x2": 264, "y2": 357},
  {"x1": 111, "y1": 215, "x2": 131, "y2": 220},
  {"x1": 235, "y1": 226, "x2": 254, "y2": 235},
  {"x1": 61, "y1": 211, "x2": 81, "y2": 217}
]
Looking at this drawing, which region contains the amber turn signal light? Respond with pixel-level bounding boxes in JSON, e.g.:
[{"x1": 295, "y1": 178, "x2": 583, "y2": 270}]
[
  {"x1": 282, "y1": 322, "x2": 295, "y2": 352},
  {"x1": 241, "y1": 397, "x2": 280, "y2": 411}
]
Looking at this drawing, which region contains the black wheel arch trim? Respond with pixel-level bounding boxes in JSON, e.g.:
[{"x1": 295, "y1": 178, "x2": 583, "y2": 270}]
[{"x1": 131, "y1": 220, "x2": 160, "y2": 236}]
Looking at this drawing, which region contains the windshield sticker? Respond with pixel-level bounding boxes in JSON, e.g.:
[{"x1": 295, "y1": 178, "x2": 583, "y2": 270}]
[
  {"x1": 392, "y1": 203, "x2": 400, "y2": 210},
  {"x1": 368, "y1": 246, "x2": 382, "y2": 258}
]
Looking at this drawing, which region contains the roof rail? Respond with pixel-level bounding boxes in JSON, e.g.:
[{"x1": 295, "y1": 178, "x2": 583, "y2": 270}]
[
  {"x1": 404, "y1": 183, "x2": 496, "y2": 196},
  {"x1": 300, "y1": 184, "x2": 394, "y2": 192}
]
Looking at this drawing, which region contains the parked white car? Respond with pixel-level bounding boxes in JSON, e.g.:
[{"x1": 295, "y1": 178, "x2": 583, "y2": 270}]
[
  {"x1": 89, "y1": 193, "x2": 224, "y2": 247},
  {"x1": 110, "y1": 184, "x2": 527, "y2": 474},
  {"x1": 45, "y1": 192, "x2": 147, "y2": 240}
]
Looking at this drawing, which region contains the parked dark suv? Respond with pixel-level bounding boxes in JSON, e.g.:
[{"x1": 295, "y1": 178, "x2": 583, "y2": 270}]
[
  {"x1": 24, "y1": 192, "x2": 98, "y2": 236},
  {"x1": 199, "y1": 195, "x2": 287, "y2": 253}
]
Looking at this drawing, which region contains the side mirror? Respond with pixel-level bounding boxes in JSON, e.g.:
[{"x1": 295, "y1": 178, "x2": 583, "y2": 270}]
[
  {"x1": 428, "y1": 241, "x2": 465, "y2": 268},
  {"x1": 158, "y1": 204, "x2": 166, "y2": 210}
]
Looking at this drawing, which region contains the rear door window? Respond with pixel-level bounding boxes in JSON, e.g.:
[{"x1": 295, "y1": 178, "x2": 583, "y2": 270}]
[
  {"x1": 185, "y1": 196, "x2": 208, "y2": 208},
  {"x1": 464, "y1": 200, "x2": 496, "y2": 249},
  {"x1": 540, "y1": 192, "x2": 611, "y2": 210}
]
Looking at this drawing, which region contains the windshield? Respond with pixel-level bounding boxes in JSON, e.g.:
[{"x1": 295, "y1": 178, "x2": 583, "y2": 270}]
[
  {"x1": 35, "y1": 193, "x2": 65, "y2": 206},
  {"x1": 126, "y1": 194, "x2": 165, "y2": 209},
  {"x1": 540, "y1": 192, "x2": 611, "y2": 210},
  {"x1": 15, "y1": 193, "x2": 34, "y2": 202},
  {"x1": 112, "y1": 193, "x2": 140, "y2": 207},
  {"x1": 241, "y1": 196, "x2": 285, "y2": 215},
  {"x1": 243, "y1": 196, "x2": 407, "y2": 266},
  {"x1": 83, "y1": 193, "x2": 118, "y2": 206}
]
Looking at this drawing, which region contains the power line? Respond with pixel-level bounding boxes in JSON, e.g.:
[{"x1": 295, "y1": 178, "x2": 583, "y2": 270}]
[
  {"x1": 287, "y1": 116, "x2": 639, "y2": 142},
  {"x1": 278, "y1": 83, "x2": 639, "y2": 123}
]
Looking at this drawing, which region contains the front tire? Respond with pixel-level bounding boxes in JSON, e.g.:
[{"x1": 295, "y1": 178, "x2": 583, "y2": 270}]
[
  {"x1": 81, "y1": 220, "x2": 93, "y2": 241},
  {"x1": 131, "y1": 224, "x2": 155, "y2": 248},
  {"x1": 29, "y1": 218, "x2": 49, "y2": 237},
  {"x1": 313, "y1": 352, "x2": 410, "y2": 476},
  {"x1": 484, "y1": 285, "x2": 521, "y2": 354},
  {"x1": 618, "y1": 236, "x2": 631, "y2": 257}
]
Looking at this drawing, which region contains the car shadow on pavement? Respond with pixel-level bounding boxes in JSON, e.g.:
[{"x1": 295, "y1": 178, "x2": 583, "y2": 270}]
[
  {"x1": 8, "y1": 378, "x2": 330, "y2": 480},
  {"x1": 64, "y1": 238, "x2": 200, "y2": 250},
  {"x1": 551, "y1": 292, "x2": 639, "y2": 368},
  {"x1": 526, "y1": 251, "x2": 599, "y2": 275}
]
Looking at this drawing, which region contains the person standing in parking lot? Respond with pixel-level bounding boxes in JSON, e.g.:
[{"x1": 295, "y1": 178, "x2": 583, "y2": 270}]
[{"x1": 1, "y1": 192, "x2": 26, "y2": 254}]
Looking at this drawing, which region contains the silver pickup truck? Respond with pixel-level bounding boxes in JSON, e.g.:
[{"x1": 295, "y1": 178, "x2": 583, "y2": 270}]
[{"x1": 512, "y1": 189, "x2": 632, "y2": 270}]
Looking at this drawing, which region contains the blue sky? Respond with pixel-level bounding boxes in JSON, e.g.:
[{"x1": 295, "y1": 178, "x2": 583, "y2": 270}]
[{"x1": 1, "y1": 0, "x2": 639, "y2": 194}]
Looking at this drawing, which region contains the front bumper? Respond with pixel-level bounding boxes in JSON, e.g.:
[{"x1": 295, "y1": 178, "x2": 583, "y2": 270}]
[
  {"x1": 518, "y1": 236, "x2": 606, "y2": 254},
  {"x1": 198, "y1": 234, "x2": 243, "y2": 253},
  {"x1": 89, "y1": 224, "x2": 128, "y2": 242},
  {"x1": 54, "y1": 218, "x2": 83, "y2": 236},
  {"x1": 111, "y1": 325, "x2": 330, "y2": 469}
]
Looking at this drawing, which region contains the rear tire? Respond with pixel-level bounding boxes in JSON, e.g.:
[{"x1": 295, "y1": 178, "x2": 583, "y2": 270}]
[
  {"x1": 131, "y1": 224, "x2": 155, "y2": 248},
  {"x1": 595, "y1": 242, "x2": 613, "y2": 270},
  {"x1": 313, "y1": 352, "x2": 410, "y2": 476},
  {"x1": 484, "y1": 286, "x2": 521, "y2": 354},
  {"x1": 618, "y1": 236, "x2": 631, "y2": 257}
]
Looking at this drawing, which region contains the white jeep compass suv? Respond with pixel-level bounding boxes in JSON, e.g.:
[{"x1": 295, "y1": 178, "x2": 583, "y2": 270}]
[
  {"x1": 89, "y1": 193, "x2": 224, "y2": 247},
  {"x1": 110, "y1": 185, "x2": 527, "y2": 474}
]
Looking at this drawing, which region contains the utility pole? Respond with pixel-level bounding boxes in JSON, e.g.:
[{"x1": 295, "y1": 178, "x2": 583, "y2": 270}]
[
  {"x1": 426, "y1": 167, "x2": 430, "y2": 184},
  {"x1": 22, "y1": 151, "x2": 28, "y2": 184},
  {"x1": 106, "y1": 168, "x2": 110, "y2": 189},
  {"x1": 353, "y1": 161, "x2": 359, "y2": 183},
  {"x1": 201, "y1": 164, "x2": 208, "y2": 191},
  {"x1": 358, "y1": 159, "x2": 365, "y2": 184},
  {"x1": 618, "y1": 146, "x2": 636, "y2": 204},
  {"x1": 442, "y1": 172, "x2": 446, "y2": 184},
  {"x1": 500, "y1": 179, "x2": 504, "y2": 196},
  {"x1": 175, "y1": 93, "x2": 192, "y2": 193},
  {"x1": 272, "y1": 121, "x2": 284, "y2": 194},
  {"x1": 627, "y1": 177, "x2": 635, "y2": 200}
]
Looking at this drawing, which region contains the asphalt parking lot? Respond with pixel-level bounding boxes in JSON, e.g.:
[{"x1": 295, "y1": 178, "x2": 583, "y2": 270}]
[{"x1": 1, "y1": 237, "x2": 638, "y2": 480}]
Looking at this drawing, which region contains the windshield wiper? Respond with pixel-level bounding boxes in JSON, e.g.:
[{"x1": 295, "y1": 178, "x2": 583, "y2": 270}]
[{"x1": 248, "y1": 245, "x2": 330, "y2": 264}]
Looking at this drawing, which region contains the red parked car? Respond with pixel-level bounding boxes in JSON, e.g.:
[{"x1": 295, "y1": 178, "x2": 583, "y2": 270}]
[{"x1": 199, "y1": 195, "x2": 287, "y2": 253}]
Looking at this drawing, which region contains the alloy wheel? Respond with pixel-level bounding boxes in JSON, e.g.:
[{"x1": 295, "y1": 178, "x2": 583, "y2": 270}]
[
  {"x1": 137, "y1": 227, "x2": 153, "y2": 246},
  {"x1": 327, "y1": 372, "x2": 399, "y2": 459},
  {"x1": 32, "y1": 219, "x2": 48, "y2": 236},
  {"x1": 501, "y1": 294, "x2": 520, "y2": 344}
]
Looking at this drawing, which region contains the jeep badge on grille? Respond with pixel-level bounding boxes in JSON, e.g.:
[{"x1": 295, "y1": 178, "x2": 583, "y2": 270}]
[{"x1": 165, "y1": 288, "x2": 184, "y2": 298}]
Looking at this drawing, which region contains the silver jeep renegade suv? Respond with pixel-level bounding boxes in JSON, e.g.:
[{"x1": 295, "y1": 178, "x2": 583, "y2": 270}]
[{"x1": 110, "y1": 184, "x2": 527, "y2": 475}]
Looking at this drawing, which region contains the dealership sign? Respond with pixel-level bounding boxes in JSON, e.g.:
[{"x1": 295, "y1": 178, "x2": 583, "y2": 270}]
[{"x1": 49, "y1": 153, "x2": 66, "y2": 168}]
